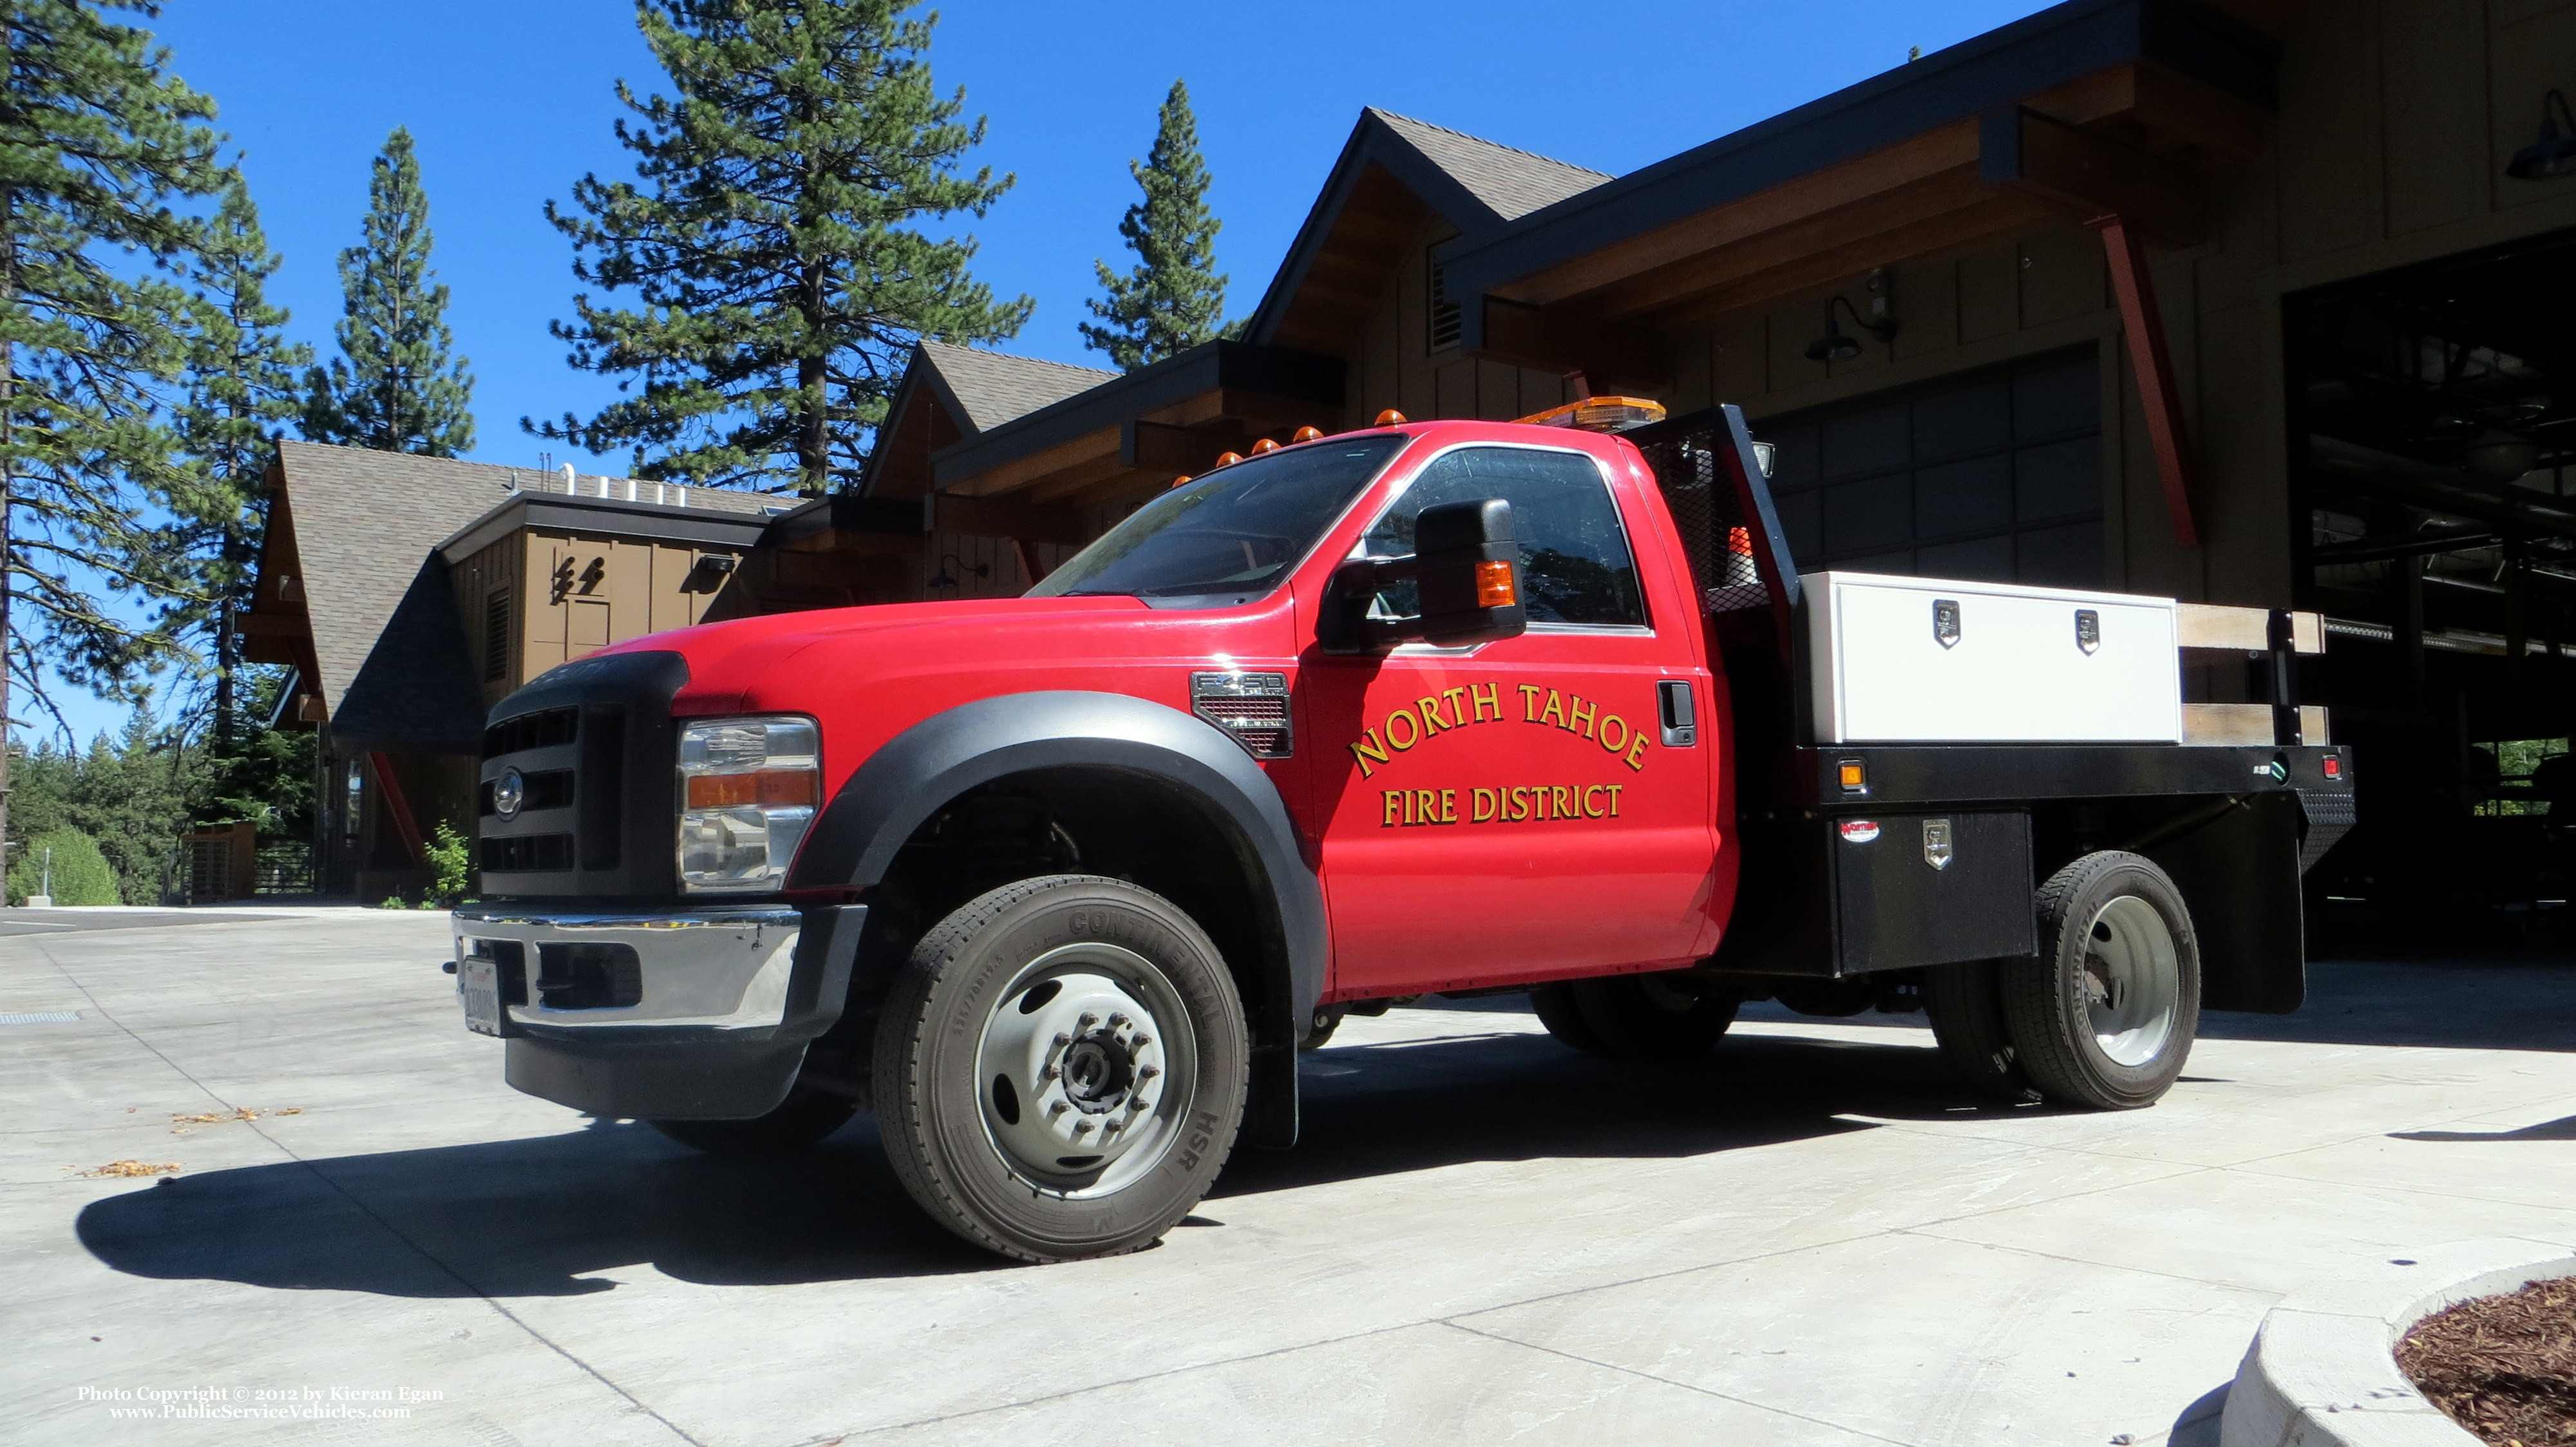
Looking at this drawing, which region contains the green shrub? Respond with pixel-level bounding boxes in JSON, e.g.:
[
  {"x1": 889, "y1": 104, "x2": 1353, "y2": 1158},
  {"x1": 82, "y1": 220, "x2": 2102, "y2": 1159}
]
[
  {"x1": 425, "y1": 821, "x2": 470, "y2": 907},
  {"x1": 7, "y1": 829, "x2": 122, "y2": 906}
]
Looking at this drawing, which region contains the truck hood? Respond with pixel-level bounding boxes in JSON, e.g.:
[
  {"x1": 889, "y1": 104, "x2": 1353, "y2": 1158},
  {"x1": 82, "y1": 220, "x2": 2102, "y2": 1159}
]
[{"x1": 602, "y1": 594, "x2": 1219, "y2": 715}]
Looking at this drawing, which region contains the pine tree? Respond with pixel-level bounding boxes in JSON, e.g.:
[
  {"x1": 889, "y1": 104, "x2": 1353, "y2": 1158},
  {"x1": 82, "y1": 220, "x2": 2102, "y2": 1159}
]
[
  {"x1": 1080, "y1": 79, "x2": 1229, "y2": 372},
  {"x1": 301, "y1": 126, "x2": 474, "y2": 456},
  {"x1": 176, "y1": 180, "x2": 308, "y2": 746},
  {"x1": 0, "y1": 0, "x2": 232, "y2": 860},
  {"x1": 534, "y1": 0, "x2": 1032, "y2": 495}
]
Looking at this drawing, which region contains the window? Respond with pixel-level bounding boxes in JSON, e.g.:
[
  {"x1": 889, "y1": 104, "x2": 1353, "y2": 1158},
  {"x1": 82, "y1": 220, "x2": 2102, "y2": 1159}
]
[
  {"x1": 1031, "y1": 435, "x2": 1408, "y2": 606},
  {"x1": 482, "y1": 590, "x2": 512, "y2": 683},
  {"x1": 1759, "y1": 352, "x2": 2103, "y2": 587},
  {"x1": 1359, "y1": 446, "x2": 1647, "y2": 628}
]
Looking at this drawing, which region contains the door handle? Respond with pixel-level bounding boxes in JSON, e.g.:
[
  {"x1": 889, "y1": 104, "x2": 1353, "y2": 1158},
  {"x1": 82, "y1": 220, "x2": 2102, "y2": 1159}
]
[{"x1": 1658, "y1": 679, "x2": 1697, "y2": 747}]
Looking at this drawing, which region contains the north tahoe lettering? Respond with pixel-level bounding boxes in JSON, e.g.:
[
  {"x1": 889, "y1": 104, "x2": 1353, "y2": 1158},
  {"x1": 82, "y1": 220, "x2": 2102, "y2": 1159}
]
[{"x1": 1347, "y1": 679, "x2": 1651, "y2": 779}]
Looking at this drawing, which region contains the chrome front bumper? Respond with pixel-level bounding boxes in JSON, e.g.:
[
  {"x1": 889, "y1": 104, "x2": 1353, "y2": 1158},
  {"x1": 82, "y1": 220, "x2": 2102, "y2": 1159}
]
[{"x1": 450, "y1": 905, "x2": 803, "y2": 1036}]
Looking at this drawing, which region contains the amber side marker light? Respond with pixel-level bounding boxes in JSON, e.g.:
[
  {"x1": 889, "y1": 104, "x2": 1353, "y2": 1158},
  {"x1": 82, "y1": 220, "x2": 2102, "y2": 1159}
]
[
  {"x1": 1513, "y1": 397, "x2": 1668, "y2": 432},
  {"x1": 1375, "y1": 409, "x2": 1408, "y2": 426},
  {"x1": 1837, "y1": 760, "x2": 1867, "y2": 793},
  {"x1": 685, "y1": 770, "x2": 820, "y2": 809},
  {"x1": 1475, "y1": 560, "x2": 1518, "y2": 609}
]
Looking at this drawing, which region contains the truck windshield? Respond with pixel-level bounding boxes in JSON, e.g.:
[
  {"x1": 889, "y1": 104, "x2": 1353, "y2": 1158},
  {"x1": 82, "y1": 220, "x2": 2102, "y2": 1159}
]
[{"x1": 1030, "y1": 435, "x2": 1410, "y2": 605}]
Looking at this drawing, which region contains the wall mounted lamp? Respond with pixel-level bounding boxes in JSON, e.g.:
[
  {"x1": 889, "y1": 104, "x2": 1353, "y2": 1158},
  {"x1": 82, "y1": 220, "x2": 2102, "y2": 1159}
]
[
  {"x1": 2507, "y1": 89, "x2": 2576, "y2": 180},
  {"x1": 928, "y1": 551, "x2": 990, "y2": 589},
  {"x1": 1804, "y1": 292, "x2": 1900, "y2": 364}
]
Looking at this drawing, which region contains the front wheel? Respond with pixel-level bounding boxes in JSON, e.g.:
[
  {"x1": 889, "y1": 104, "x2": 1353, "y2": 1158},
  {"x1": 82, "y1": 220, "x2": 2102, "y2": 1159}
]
[
  {"x1": 873, "y1": 875, "x2": 1249, "y2": 1263},
  {"x1": 2001, "y1": 851, "x2": 2201, "y2": 1110}
]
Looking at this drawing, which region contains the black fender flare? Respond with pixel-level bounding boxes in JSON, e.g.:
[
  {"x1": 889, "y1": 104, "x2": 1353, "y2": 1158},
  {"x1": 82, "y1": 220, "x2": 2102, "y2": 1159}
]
[{"x1": 788, "y1": 690, "x2": 1324, "y2": 1129}]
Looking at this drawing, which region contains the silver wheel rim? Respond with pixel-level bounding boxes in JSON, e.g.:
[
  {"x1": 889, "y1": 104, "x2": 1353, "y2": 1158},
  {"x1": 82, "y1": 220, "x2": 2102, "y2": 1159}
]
[
  {"x1": 973, "y1": 941, "x2": 1197, "y2": 1198},
  {"x1": 2079, "y1": 894, "x2": 2180, "y2": 1067}
]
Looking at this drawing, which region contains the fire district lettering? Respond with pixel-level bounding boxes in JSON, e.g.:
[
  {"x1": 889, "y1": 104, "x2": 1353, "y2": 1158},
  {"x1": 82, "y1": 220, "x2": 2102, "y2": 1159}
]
[
  {"x1": 1380, "y1": 784, "x2": 1626, "y2": 828},
  {"x1": 1347, "y1": 679, "x2": 1650, "y2": 779}
]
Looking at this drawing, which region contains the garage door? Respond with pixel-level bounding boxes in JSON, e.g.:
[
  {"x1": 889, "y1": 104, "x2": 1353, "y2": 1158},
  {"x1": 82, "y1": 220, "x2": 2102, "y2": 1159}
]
[{"x1": 1757, "y1": 352, "x2": 2103, "y2": 589}]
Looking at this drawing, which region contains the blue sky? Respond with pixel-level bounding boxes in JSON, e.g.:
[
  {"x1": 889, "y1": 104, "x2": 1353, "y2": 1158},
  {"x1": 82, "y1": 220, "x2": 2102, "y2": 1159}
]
[{"x1": 48, "y1": 0, "x2": 2054, "y2": 744}]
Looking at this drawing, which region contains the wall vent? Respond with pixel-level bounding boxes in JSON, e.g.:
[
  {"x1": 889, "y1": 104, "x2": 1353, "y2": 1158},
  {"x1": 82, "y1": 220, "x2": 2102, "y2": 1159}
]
[
  {"x1": 482, "y1": 590, "x2": 513, "y2": 683},
  {"x1": 1427, "y1": 257, "x2": 1462, "y2": 353}
]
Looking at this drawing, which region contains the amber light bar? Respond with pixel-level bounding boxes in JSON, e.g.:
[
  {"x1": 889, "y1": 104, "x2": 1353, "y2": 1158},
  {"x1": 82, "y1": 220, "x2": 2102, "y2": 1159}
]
[
  {"x1": 1513, "y1": 397, "x2": 1669, "y2": 432},
  {"x1": 685, "y1": 770, "x2": 820, "y2": 809}
]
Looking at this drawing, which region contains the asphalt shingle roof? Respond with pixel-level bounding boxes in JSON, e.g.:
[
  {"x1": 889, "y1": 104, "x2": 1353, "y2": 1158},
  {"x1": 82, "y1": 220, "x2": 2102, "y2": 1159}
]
[
  {"x1": 273, "y1": 442, "x2": 779, "y2": 752},
  {"x1": 1370, "y1": 109, "x2": 1612, "y2": 223},
  {"x1": 918, "y1": 341, "x2": 1119, "y2": 432}
]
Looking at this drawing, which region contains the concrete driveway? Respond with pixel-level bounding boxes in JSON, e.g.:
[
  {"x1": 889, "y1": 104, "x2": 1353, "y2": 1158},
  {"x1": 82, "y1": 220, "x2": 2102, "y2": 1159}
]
[{"x1": 6, "y1": 907, "x2": 2575, "y2": 1446}]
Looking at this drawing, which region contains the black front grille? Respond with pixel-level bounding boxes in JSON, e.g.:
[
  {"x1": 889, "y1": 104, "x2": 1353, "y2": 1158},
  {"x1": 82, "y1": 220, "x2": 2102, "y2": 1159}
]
[
  {"x1": 479, "y1": 769, "x2": 574, "y2": 817},
  {"x1": 485, "y1": 706, "x2": 577, "y2": 759},
  {"x1": 481, "y1": 834, "x2": 574, "y2": 872},
  {"x1": 475, "y1": 650, "x2": 688, "y2": 899}
]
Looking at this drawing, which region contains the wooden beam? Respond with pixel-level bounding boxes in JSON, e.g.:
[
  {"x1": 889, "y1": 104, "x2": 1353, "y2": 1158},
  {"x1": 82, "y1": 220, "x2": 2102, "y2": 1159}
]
[
  {"x1": 1021, "y1": 451, "x2": 1148, "y2": 504},
  {"x1": 1593, "y1": 164, "x2": 1987, "y2": 319},
  {"x1": 1493, "y1": 120, "x2": 1982, "y2": 308},
  {"x1": 2094, "y1": 214, "x2": 2201, "y2": 548},
  {"x1": 1659, "y1": 193, "x2": 2050, "y2": 328},
  {"x1": 929, "y1": 494, "x2": 1093, "y2": 547},
  {"x1": 367, "y1": 752, "x2": 426, "y2": 867},
  {"x1": 1982, "y1": 108, "x2": 2206, "y2": 247},
  {"x1": 938, "y1": 424, "x2": 1119, "y2": 498},
  {"x1": 1475, "y1": 299, "x2": 1669, "y2": 390}
]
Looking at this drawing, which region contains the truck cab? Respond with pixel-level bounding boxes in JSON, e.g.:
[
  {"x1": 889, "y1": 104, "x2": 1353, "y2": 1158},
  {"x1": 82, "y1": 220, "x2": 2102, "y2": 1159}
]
[{"x1": 455, "y1": 403, "x2": 2351, "y2": 1263}]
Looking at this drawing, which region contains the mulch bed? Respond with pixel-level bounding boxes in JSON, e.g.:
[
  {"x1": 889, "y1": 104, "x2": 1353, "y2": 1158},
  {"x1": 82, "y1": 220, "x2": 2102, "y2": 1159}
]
[{"x1": 2397, "y1": 1275, "x2": 2576, "y2": 1446}]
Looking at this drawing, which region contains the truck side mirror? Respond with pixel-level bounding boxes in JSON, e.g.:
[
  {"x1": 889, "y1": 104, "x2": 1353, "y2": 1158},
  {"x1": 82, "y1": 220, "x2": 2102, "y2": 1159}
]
[{"x1": 1318, "y1": 497, "x2": 1528, "y2": 654}]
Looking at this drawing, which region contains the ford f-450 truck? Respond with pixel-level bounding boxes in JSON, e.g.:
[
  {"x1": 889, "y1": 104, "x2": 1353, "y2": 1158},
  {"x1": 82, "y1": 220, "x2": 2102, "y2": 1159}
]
[{"x1": 453, "y1": 401, "x2": 2352, "y2": 1263}]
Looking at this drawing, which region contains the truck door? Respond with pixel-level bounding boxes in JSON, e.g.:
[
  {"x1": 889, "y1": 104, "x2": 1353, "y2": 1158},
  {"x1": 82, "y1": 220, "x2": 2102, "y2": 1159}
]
[{"x1": 1303, "y1": 442, "x2": 1718, "y2": 998}]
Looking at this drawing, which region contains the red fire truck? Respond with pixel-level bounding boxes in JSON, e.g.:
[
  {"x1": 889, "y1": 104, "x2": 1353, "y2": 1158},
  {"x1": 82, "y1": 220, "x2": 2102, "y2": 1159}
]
[{"x1": 453, "y1": 402, "x2": 2351, "y2": 1262}]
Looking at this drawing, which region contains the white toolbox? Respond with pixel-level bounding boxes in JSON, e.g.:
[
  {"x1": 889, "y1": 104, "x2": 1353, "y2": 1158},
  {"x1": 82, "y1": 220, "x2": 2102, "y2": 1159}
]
[{"x1": 1804, "y1": 571, "x2": 2183, "y2": 744}]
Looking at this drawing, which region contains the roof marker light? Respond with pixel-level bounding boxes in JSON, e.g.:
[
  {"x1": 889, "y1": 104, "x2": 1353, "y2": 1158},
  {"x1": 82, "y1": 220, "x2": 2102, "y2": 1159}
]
[
  {"x1": 1211, "y1": 451, "x2": 1243, "y2": 469},
  {"x1": 1170, "y1": 475, "x2": 1193, "y2": 489},
  {"x1": 1250, "y1": 438, "x2": 1280, "y2": 454},
  {"x1": 1375, "y1": 409, "x2": 1407, "y2": 426},
  {"x1": 1513, "y1": 397, "x2": 1669, "y2": 432},
  {"x1": 1292, "y1": 426, "x2": 1323, "y2": 443}
]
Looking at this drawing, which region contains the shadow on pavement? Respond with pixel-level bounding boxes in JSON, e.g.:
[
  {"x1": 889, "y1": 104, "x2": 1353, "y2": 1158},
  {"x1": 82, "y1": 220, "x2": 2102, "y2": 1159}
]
[
  {"x1": 77, "y1": 1117, "x2": 1001, "y2": 1298},
  {"x1": 80, "y1": 1023, "x2": 2017, "y2": 1296},
  {"x1": 2391, "y1": 1114, "x2": 2576, "y2": 1142}
]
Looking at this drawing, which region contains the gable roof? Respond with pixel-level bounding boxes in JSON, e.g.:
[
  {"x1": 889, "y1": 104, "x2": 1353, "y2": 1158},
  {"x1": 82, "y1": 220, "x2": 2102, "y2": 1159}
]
[
  {"x1": 1370, "y1": 111, "x2": 1613, "y2": 224},
  {"x1": 272, "y1": 442, "x2": 524, "y2": 742},
  {"x1": 1245, "y1": 108, "x2": 1611, "y2": 353},
  {"x1": 267, "y1": 442, "x2": 782, "y2": 750},
  {"x1": 916, "y1": 341, "x2": 1119, "y2": 433}
]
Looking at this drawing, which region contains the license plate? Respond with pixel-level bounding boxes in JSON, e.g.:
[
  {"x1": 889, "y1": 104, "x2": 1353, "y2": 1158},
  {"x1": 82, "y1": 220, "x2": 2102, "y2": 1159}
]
[{"x1": 459, "y1": 954, "x2": 505, "y2": 1036}]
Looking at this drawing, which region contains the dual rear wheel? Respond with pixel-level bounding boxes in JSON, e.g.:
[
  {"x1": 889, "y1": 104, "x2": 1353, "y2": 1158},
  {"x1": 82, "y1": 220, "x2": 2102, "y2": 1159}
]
[{"x1": 1928, "y1": 850, "x2": 2201, "y2": 1109}]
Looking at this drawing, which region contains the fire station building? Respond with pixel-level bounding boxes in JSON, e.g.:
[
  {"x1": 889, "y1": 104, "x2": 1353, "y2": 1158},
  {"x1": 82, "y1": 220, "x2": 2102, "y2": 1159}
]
[{"x1": 252, "y1": 0, "x2": 2576, "y2": 914}]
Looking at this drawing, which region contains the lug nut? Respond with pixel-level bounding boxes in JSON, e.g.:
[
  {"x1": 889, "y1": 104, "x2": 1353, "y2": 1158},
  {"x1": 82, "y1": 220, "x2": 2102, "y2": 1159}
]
[
  {"x1": 1077, "y1": 1013, "x2": 1099, "y2": 1030},
  {"x1": 1072, "y1": 1119, "x2": 1092, "y2": 1135},
  {"x1": 1052, "y1": 1032, "x2": 1072, "y2": 1046},
  {"x1": 1046, "y1": 1101, "x2": 1068, "y2": 1119},
  {"x1": 1137, "y1": 1064, "x2": 1159, "y2": 1080},
  {"x1": 1132, "y1": 1035, "x2": 1152, "y2": 1049}
]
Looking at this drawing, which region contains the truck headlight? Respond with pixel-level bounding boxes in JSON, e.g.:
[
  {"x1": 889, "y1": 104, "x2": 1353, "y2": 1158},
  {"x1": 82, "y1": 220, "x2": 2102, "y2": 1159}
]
[{"x1": 676, "y1": 715, "x2": 819, "y2": 893}]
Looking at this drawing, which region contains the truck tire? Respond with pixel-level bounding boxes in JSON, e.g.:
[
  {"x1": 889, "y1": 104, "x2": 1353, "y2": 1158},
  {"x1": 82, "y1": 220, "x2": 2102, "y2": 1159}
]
[
  {"x1": 1529, "y1": 983, "x2": 1609, "y2": 1054},
  {"x1": 647, "y1": 1086, "x2": 857, "y2": 1156},
  {"x1": 2000, "y1": 851, "x2": 2201, "y2": 1110},
  {"x1": 1571, "y1": 972, "x2": 1738, "y2": 1059},
  {"x1": 872, "y1": 875, "x2": 1249, "y2": 1263},
  {"x1": 1921, "y1": 960, "x2": 2040, "y2": 1104}
]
